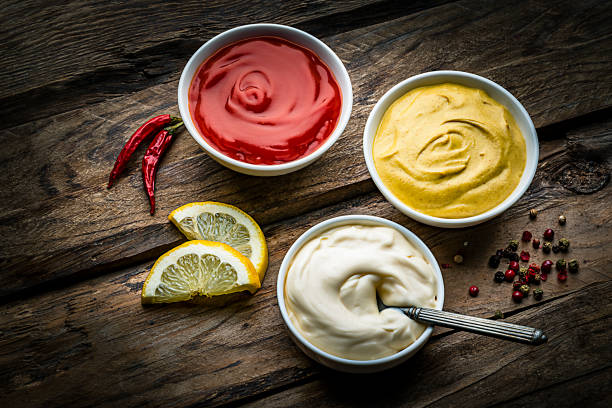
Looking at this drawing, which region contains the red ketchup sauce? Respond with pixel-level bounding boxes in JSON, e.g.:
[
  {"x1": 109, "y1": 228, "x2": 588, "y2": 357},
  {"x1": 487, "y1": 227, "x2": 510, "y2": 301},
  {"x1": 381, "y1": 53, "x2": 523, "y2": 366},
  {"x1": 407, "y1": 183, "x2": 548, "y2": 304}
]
[{"x1": 188, "y1": 36, "x2": 342, "y2": 165}]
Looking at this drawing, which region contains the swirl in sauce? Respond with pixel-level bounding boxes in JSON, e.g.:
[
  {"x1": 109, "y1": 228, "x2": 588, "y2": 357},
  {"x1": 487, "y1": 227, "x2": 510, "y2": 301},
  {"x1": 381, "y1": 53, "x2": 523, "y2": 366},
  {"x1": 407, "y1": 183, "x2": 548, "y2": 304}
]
[
  {"x1": 285, "y1": 224, "x2": 438, "y2": 360},
  {"x1": 189, "y1": 36, "x2": 342, "y2": 164},
  {"x1": 373, "y1": 83, "x2": 526, "y2": 218}
]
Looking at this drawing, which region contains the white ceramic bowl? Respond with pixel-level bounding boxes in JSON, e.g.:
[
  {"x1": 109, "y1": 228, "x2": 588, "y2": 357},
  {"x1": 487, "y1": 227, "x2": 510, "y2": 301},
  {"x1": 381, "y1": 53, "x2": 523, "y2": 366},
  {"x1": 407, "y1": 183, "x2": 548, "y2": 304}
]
[
  {"x1": 178, "y1": 24, "x2": 353, "y2": 176},
  {"x1": 363, "y1": 71, "x2": 539, "y2": 228},
  {"x1": 277, "y1": 215, "x2": 445, "y2": 373}
]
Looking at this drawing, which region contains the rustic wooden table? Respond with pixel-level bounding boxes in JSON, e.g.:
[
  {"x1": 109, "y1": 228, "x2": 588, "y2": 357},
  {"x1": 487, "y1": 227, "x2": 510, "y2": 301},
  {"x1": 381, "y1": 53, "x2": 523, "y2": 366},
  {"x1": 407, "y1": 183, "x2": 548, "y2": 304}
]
[{"x1": 1, "y1": 1, "x2": 611, "y2": 407}]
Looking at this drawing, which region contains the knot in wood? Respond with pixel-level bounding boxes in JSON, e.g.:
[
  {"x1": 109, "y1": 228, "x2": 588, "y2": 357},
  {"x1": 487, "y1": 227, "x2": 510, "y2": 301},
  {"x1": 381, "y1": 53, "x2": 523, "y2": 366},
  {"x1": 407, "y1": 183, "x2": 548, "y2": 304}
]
[{"x1": 557, "y1": 159, "x2": 609, "y2": 194}]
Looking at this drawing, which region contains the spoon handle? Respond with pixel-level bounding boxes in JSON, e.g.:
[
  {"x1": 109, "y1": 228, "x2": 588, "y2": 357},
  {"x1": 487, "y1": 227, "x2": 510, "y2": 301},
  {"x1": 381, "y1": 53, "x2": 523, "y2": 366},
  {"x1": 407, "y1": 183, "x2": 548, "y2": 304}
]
[{"x1": 404, "y1": 307, "x2": 547, "y2": 345}]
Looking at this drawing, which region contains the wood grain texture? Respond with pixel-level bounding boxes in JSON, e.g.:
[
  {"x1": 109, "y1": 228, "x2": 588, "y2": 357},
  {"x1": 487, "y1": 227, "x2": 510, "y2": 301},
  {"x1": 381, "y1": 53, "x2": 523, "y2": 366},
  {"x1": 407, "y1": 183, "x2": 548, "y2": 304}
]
[
  {"x1": 0, "y1": 0, "x2": 453, "y2": 128},
  {"x1": 4, "y1": 0, "x2": 385, "y2": 96},
  {"x1": 1, "y1": 0, "x2": 612, "y2": 300},
  {"x1": 2, "y1": 1, "x2": 612, "y2": 406},
  {"x1": 1, "y1": 245, "x2": 609, "y2": 408},
  {"x1": 1, "y1": 174, "x2": 610, "y2": 407},
  {"x1": 240, "y1": 281, "x2": 612, "y2": 408}
]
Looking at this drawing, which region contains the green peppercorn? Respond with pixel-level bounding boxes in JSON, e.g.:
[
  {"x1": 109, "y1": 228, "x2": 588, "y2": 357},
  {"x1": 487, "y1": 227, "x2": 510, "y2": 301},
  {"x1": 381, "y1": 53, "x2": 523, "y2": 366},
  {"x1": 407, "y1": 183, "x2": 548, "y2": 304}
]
[
  {"x1": 508, "y1": 240, "x2": 519, "y2": 252},
  {"x1": 556, "y1": 259, "x2": 567, "y2": 271},
  {"x1": 519, "y1": 284, "x2": 530, "y2": 296},
  {"x1": 534, "y1": 273, "x2": 541, "y2": 284},
  {"x1": 568, "y1": 259, "x2": 579, "y2": 273},
  {"x1": 542, "y1": 242, "x2": 552, "y2": 254},
  {"x1": 494, "y1": 310, "x2": 504, "y2": 319},
  {"x1": 558, "y1": 238, "x2": 570, "y2": 253},
  {"x1": 533, "y1": 288, "x2": 544, "y2": 300},
  {"x1": 558, "y1": 215, "x2": 566, "y2": 225},
  {"x1": 519, "y1": 267, "x2": 528, "y2": 280},
  {"x1": 529, "y1": 209, "x2": 538, "y2": 219}
]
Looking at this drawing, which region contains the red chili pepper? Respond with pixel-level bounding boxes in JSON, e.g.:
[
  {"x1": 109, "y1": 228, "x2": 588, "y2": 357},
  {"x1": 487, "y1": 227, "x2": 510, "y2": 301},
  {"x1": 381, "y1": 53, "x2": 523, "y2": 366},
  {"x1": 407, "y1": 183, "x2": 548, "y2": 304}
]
[
  {"x1": 107, "y1": 114, "x2": 180, "y2": 188},
  {"x1": 142, "y1": 122, "x2": 183, "y2": 215}
]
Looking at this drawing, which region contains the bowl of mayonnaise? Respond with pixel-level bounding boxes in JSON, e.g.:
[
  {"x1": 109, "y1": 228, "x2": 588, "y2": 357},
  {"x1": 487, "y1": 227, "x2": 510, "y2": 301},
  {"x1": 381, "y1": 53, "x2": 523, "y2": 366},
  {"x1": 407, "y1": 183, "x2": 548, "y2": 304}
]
[{"x1": 277, "y1": 215, "x2": 444, "y2": 373}]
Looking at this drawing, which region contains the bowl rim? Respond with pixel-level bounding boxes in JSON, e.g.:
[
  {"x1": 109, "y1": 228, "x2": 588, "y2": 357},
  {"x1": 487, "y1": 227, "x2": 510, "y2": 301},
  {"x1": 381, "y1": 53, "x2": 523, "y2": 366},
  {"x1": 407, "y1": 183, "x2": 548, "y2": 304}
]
[
  {"x1": 363, "y1": 70, "x2": 539, "y2": 227},
  {"x1": 276, "y1": 214, "x2": 445, "y2": 367},
  {"x1": 177, "y1": 23, "x2": 353, "y2": 173}
]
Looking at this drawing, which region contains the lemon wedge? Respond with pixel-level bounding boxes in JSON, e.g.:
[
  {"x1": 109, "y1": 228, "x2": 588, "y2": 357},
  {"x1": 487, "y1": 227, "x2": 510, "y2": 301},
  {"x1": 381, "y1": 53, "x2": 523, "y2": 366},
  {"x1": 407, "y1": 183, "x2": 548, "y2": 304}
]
[
  {"x1": 168, "y1": 202, "x2": 268, "y2": 281},
  {"x1": 141, "y1": 240, "x2": 260, "y2": 304}
]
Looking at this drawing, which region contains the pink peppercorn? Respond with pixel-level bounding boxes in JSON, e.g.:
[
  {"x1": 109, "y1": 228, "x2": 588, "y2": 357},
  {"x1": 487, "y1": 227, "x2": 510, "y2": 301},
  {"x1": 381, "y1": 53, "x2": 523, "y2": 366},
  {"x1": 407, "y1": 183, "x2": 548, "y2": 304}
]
[
  {"x1": 541, "y1": 260, "x2": 553, "y2": 273},
  {"x1": 532, "y1": 238, "x2": 540, "y2": 249},
  {"x1": 512, "y1": 290, "x2": 524, "y2": 302},
  {"x1": 509, "y1": 261, "x2": 519, "y2": 271},
  {"x1": 520, "y1": 251, "x2": 530, "y2": 262},
  {"x1": 540, "y1": 273, "x2": 548, "y2": 282},
  {"x1": 522, "y1": 231, "x2": 532, "y2": 242},
  {"x1": 557, "y1": 272, "x2": 567, "y2": 282},
  {"x1": 526, "y1": 270, "x2": 537, "y2": 283},
  {"x1": 469, "y1": 285, "x2": 479, "y2": 297},
  {"x1": 543, "y1": 228, "x2": 554, "y2": 241},
  {"x1": 505, "y1": 269, "x2": 516, "y2": 282}
]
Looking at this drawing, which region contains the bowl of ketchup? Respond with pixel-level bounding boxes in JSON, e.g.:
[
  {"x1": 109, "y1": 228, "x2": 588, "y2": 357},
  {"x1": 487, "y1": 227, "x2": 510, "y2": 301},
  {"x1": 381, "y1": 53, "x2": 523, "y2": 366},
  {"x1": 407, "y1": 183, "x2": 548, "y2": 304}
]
[{"x1": 178, "y1": 24, "x2": 353, "y2": 176}]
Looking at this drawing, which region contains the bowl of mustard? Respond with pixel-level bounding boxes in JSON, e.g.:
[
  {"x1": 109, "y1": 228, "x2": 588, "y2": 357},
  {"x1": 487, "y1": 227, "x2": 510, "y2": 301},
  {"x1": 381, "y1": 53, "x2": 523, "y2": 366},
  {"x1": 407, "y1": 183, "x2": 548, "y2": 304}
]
[{"x1": 363, "y1": 71, "x2": 538, "y2": 228}]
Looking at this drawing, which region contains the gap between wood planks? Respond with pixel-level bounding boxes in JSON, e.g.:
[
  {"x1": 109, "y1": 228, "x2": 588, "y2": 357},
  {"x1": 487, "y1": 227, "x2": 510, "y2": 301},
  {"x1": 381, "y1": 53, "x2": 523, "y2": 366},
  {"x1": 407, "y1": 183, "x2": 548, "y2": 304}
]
[
  {"x1": 0, "y1": 0, "x2": 457, "y2": 129},
  {"x1": 1, "y1": 106, "x2": 608, "y2": 305},
  {"x1": 201, "y1": 281, "x2": 612, "y2": 407},
  {"x1": 0, "y1": 165, "x2": 608, "y2": 406},
  {"x1": 1, "y1": 209, "x2": 608, "y2": 407},
  {"x1": 2, "y1": 0, "x2": 611, "y2": 301}
]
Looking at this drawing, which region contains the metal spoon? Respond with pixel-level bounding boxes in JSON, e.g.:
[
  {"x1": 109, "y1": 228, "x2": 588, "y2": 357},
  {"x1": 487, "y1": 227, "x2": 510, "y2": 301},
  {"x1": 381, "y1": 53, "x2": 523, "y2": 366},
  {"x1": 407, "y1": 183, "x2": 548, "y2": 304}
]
[{"x1": 377, "y1": 296, "x2": 547, "y2": 345}]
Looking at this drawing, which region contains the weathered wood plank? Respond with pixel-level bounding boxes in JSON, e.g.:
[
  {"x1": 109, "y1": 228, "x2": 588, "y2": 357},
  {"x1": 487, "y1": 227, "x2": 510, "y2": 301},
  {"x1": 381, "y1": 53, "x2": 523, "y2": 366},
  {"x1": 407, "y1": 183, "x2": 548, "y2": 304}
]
[
  {"x1": 240, "y1": 281, "x2": 612, "y2": 408},
  {"x1": 248, "y1": 368, "x2": 612, "y2": 408},
  {"x1": 494, "y1": 367, "x2": 612, "y2": 408},
  {"x1": 2, "y1": 2, "x2": 611, "y2": 407},
  {"x1": 338, "y1": 0, "x2": 612, "y2": 128},
  {"x1": 0, "y1": 0, "x2": 453, "y2": 128},
  {"x1": 0, "y1": 176, "x2": 610, "y2": 407},
  {"x1": 2, "y1": 0, "x2": 385, "y2": 98},
  {"x1": 1, "y1": 0, "x2": 612, "y2": 299}
]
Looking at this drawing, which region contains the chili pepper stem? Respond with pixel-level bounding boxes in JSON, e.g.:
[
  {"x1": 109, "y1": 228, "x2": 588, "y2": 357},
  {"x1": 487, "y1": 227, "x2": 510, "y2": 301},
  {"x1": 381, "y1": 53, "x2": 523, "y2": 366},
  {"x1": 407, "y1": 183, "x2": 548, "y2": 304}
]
[
  {"x1": 165, "y1": 121, "x2": 184, "y2": 133},
  {"x1": 169, "y1": 116, "x2": 182, "y2": 125}
]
